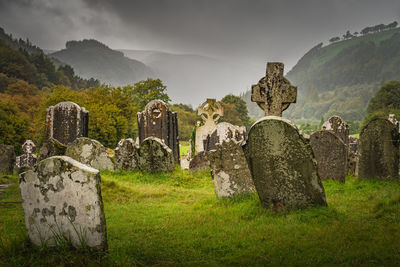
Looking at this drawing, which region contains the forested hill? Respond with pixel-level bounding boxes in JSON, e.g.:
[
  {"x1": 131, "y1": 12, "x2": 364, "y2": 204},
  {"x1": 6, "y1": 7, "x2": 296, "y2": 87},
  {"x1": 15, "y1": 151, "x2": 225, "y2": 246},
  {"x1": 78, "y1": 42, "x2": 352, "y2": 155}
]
[
  {"x1": 50, "y1": 39, "x2": 154, "y2": 86},
  {"x1": 243, "y1": 26, "x2": 400, "y2": 123}
]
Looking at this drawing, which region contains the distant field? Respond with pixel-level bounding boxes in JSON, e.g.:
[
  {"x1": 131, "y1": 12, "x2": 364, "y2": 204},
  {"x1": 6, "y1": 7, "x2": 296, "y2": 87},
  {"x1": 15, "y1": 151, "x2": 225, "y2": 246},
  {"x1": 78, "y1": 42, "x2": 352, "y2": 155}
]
[{"x1": 1, "y1": 170, "x2": 400, "y2": 266}]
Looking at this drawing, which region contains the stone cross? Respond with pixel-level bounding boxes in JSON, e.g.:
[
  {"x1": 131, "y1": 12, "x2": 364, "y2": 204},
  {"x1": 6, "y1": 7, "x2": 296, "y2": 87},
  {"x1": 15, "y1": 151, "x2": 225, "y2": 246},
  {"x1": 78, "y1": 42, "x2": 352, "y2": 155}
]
[
  {"x1": 16, "y1": 140, "x2": 37, "y2": 172},
  {"x1": 251, "y1": 62, "x2": 297, "y2": 116},
  {"x1": 198, "y1": 99, "x2": 224, "y2": 127}
]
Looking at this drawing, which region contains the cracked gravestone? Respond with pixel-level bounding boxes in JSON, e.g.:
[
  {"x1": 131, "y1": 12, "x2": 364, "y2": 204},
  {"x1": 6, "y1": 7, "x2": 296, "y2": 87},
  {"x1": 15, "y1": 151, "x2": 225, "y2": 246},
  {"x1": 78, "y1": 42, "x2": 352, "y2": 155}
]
[
  {"x1": 65, "y1": 137, "x2": 114, "y2": 171},
  {"x1": 310, "y1": 131, "x2": 347, "y2": 183},
  {"x1": 204, "y1": 122, "x2": 246, "y2": 151},
  {"x1": 0, "y1": 144, "x2": 15, "y2": 174},
  {"x1": 46, "y1": 101, "x2": 89, "y2": 145},
  {"x1": 359, "y1": 118, "x2": 399, "y2": 180},
  {"x1": 114, "y1": 138, "x2": 139, "y2": 171},
  {"x1": 38, "y1": 138, "x2": 67, "y2": 161},
  {"x1": 137, "y1": 100, "x2": 180, "y2": 163},
  {"x1": 16, "y1": 140, "x2": 37, "y2": 173},
  {"x1": 138, "y1": 137, "x2": 175, "y2": 173},
  {"x1": 19, "y1": 156, "x2": 107, "y2": 250},
  {"x1": 208, "y1": 139, "x2": 255, "y2": 198},
  {"x1": 322, "y1": 116, "x2": 350, "y2": 146}
]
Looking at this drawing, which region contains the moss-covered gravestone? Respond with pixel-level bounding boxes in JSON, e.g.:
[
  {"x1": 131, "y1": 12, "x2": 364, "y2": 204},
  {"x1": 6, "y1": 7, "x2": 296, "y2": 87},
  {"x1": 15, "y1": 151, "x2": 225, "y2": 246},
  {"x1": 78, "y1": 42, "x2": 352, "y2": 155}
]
[
  {"x1": 19, "y1": 156, "x2": 107, "y2": 250},
  {"x1": 310, "y1": 131, "x2": 347, "y2": 183},
  {"x1": 114, "y1": 138, "x2": 139, "y2": 171},
  {"x1": 359, "y1": 118, "x2": 399, "y2": 180},
  {"x1": 0, "y1": 144, "x2": 15, "y2": 174},
  {"x1": 138, "y1": 137, "x2": 175, "y2": 173},
  {"x1": 38, "y1": 138, "x2": 67, "y2": 161}
]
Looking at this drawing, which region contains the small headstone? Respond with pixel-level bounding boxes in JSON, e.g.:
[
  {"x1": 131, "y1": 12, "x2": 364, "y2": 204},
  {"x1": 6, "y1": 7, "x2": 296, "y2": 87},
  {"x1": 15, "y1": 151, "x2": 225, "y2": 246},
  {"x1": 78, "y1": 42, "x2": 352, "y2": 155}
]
[
  {"x1": 322, "y1": 116, "x2": 350, "y2": 146},
  {"x1": 208, "y1": 140, "x2": 255, "y2": 198},
  {"x1": 137, "y1": 100, "x2": 180, "y2": 163},
  {"x1": 195, "y1": 99, "x2": 223, "y2": 153},
  {"x1": 359, "y1": 118, "x2": 399, "y2": 180},
  {"x1": 310, "y1": 131, "x2": 347, "y2": 183},
  {"x1": 189, "y1": 151, "x2": 210, "y2": 172},
  {"x1": 19, "y1": 156, "x2": 107, "y2": 250},
  {"x1": 204, "y1": 122, "x2": 246, "y2": 151},
  {"x1": 347, "y1": 136, "x2": 359, "y2": 175},
  {"x1": 46, "y1": 101, "x2": 89, "y2": 145},
  {"x1": 38, "y1": 138, "x2": 67, "y2": 161},
  {"x1": 15, "y1": 140, "x2": 37, "y2": 173},
  {"x1": 138, "y1": 137, "x2": 175, "y2": 173},
  {"x1": 65, "y1": 137, "x2": 114, "y2": 171},
  {"x1": 0, "y1": 144, "x2": 15, "y2": 174},
  {"x1": 114, "y1": 138, "x2": 139, "y2": 171}
]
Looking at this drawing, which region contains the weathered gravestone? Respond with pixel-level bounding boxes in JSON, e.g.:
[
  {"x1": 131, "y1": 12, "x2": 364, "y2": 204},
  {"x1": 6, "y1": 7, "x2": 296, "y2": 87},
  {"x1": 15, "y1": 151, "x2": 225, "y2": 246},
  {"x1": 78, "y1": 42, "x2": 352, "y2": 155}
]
[
  {"x1": 347, "y1": 136, "x2": 359, "y2": 175},
  {"x1": 16, "y1": 140, "x2": 37, "y2": 173},
  {"x1": 46, "y1": 101, "x2": 89, "y2": 145},
  {"x1": 322, "y1": 116, "x2": 350, "y2": 146},
  {"x1": 38, "y1": 138, "x2": 67, "y2": 161},
  {"x1": 204, "y1": 122, "x2": 246, "y2": 151},
  {"x1": 195, "y1": 99, "x2": 223, "y2": 153},
  {"x1": 310, "y1": 131, "x2": 347, "y2": 183},
  {"x1": 65, "y1": 137, "x2": 114, "y2": 171},
  {"x1": 208, "y1": 140, "x2": 255, "y2": 198},
  {"x1": 138, "y1": 137, "x2": 175, "y2": 173},
  {"x1": 246, "y1": 62, "x2": 326, "y2": 210},
  {"x1": 137, "y1": 100, "x2": 180, "y2": 163},
  {"x1": 114, "y1": 138, "x2": 139, "y2": 171},
  {"x1": 189, "y1": 151, "x2": 210, "y2": 172},
  {"x1": 359, "y1": 118, "x2": 399, "y2": 180},
  {"x1": 19, "y1": 156, "x2": 107, "y2": 250},
  {"x1": 0, "y1": 144, "x2": 15, "y2": 174}
]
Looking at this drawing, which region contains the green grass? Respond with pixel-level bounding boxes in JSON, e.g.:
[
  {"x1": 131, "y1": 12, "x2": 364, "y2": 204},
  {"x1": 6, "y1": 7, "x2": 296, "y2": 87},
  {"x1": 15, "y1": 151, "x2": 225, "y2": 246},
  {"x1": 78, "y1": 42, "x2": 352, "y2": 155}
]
[{"x1": 1, "y1": 170, "x2": 400, "y2": 266}]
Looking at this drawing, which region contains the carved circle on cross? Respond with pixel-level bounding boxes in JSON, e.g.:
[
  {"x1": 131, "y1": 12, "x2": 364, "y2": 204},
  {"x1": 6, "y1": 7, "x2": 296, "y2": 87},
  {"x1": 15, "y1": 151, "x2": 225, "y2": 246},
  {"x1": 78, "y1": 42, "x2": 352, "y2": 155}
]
[{"x1": 198, "y1": 99, "x2": 223, "y2": 123}]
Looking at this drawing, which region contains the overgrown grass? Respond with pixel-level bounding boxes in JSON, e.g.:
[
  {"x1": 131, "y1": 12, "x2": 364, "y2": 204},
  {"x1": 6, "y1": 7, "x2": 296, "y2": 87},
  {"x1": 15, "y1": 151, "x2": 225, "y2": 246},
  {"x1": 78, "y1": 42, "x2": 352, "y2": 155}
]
[{"x1": 1, "y1": 170, "x2": 400, "y2": 266}]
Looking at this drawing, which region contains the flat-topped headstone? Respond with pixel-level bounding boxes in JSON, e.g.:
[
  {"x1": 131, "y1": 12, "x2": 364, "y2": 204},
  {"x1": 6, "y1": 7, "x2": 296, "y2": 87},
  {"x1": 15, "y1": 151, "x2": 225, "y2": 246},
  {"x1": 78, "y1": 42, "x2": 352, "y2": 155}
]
[
  {"x1": 322, "y1": 116, "x2": 350, "y2": 146},
  {"x1": 251, "y1": 62, "x2": 297, "y2": 116},
  {"x1": 138, "y1": 137, "x2": 175, "y2": 173},
  {"x1": 16, "y1": 140, "x2": 37, "y2": 173},
  {"x1": 19, "y1": 156, "x2": 107, "y2": 250},
  {"x1": 0, "y1": 144, "x2": 15, "y2": 174},
  {"x1": 310, "y1": 131, "x2": 347, "y2": 183},
  {"x1": 46, "y1": 101, "x2": 89, "y2": 145},
  {"x1": 114, "y1": 138, "x2": 139, "y2": 171},
  {"x1": 209, "y1": 140, "x2": 255, "y2": 198},
  {"x1": 195, "y1": 99, "x2": 223, "y2": 153},
  {"x1": 244, "y1": 117, "x2": 327, "y2": 210},
  {"x1": 38, "y1": 138, "x2": 67, "y2": 161},
  {"x1": 204, "y1": 122, "x2": 246, "y2": 151},
  {"x1": 65, "y1": 137, "x2": 114, "y2": 171},
  {"x1": 137, "y1": 100, "x2": 180, "y2": 163},
  {"x1": 359, "y1": 118, "x2": 399, "y2": 180}
]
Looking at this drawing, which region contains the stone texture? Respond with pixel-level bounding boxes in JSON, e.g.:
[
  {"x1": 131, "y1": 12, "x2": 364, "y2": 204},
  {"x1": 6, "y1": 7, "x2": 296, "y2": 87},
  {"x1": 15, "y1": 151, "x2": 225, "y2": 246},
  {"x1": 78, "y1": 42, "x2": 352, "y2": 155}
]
[
  {"x1": 204, "y1": 122, "x2": 246, "y2": 151},
  {"x1": 138, "y1": 137, "x2": 175, "y2": 173},
  {"x1": 322, "y1": 116, "x2": 350, "y2": 146},
  {"x1": 189, "y1": 151, "x2": 210, "y2": 172},
  {"x1": 195, "y1": 99, "x2": 223, "y2": 153},
  {"x1": 359, "y1": 118, "x2": 399, "y2": 180},
  {"x1": 38, "y1": 138, "x2": 67, "y2": 161},
  {"x1": 65, "y1": 138, "x2": 114, "y2": 171},
  {"x1": 208, "y1": 140, "x2": 255, "y2": 198},
  {"x1": 347, "y1": 136, "x2": 359, "y2": 175},
  {"x1": 16, "y1": 140, "x2": 37, "y2": 173},
  {"x1": 389, "y1": 114, "x2": 400, "y2": 131},
  {"x1": 114, "y1": 138, "x2": 139, "y2": 171},
  {"x1": 137, "y1": 100, "x2": 180, "y2": 163},
  {"x1": 310, "y1": 131, "x2": 347, "y2": 183},
  {"x1": 251, "y1": 62, "x2": 297, "y2": 116},
  {"x1": 19, "y1": 156, "x2": 107, "y2": 250},
  {"x1": 46, "y1": 101, "x2": 89, "y2": 145},
  {"x1": 244, "y1": 117, "x2": 327, "y2": 210},
  {"x1": 0, "y1": 144, "x2": 15, "y2": 174}
]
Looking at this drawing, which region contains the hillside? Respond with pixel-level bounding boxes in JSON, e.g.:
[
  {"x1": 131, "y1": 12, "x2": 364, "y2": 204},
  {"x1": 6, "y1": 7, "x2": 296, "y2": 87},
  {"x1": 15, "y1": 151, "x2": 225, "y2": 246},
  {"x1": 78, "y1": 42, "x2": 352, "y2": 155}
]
[
  {"x1": 243, "y1": 27, "x2": 400, "y2": 123},
  {"x1": 51, "y1": 40, "x2": 154, "y2": 86}
]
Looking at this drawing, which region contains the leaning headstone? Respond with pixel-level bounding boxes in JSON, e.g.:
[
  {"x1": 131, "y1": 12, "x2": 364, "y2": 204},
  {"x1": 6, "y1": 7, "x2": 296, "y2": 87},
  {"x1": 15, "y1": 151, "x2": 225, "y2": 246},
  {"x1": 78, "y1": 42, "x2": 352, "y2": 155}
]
[
  {"x1": 65, "y1": 137, "x2": 114, "y2": 171},
  {"x1": 38, "y1": 138, "x2": 67, "y2": 161},
  {"x1": 138, "y1": 137, "x2": 175, "y2": 173},
  {"x1": 204, "y1": 122, "x2": 246, "y2": 151},
  {"x1": 322, "y1": 116, "x2": 350, "y2": 146},
  {"x1": 195, "y1": 99, "x2": 223, "y2": 153},
  {"x1": 19, "y1": 156, "x2": 107, "y2": 250},
  {"x1": 359, "y1": 118, "x2": 399, "y2": 180},
  {"x1": 15, "y1": 140, "x2": 37, "y2": 173},
  {"x1": 208, "y1": 140, "x2": 255, "y2": 198},
  {"x1": 114, "y1": 138, "x2": 139, "y2": 171},
  {"x1": 46, "y1": 101, "x2": 89, "y2": 145},
  {"x1": 137, "y1": 100, "x2": 180, "y2": 163},
  {"x1": 310, "y1": 131, "x2": 347, "y2": 183},
  {"x1": 189, "y1": 151, "x2": 210, "y2": 172},
  {"x1": 0, "y1": 144, "x2": 15, "y2": 174},
  {"x1": 244, "y1": 117, "x2": 327, "y2": 209}
]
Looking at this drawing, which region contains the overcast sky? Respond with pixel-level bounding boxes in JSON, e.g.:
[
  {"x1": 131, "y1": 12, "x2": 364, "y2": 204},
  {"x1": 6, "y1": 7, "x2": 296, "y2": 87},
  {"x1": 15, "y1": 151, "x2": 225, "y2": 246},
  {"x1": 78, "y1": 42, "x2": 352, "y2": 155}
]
[{"x1": 1, "y1": 0, "x2": 399, "y2": 71}]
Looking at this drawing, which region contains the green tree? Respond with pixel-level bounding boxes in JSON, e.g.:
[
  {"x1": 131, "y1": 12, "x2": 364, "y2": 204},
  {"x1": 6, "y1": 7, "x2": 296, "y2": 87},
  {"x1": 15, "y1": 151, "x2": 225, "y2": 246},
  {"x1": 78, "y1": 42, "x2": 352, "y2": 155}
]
[
  {"x1": 132, "y1": 78, "x2": 170, "y2": 111},
  {"x1": 170, "y1": 104, "x2": 197, "y2": 141},
  {"x1": 220, "y1": 94, "x2": 251, "y2": 129}
]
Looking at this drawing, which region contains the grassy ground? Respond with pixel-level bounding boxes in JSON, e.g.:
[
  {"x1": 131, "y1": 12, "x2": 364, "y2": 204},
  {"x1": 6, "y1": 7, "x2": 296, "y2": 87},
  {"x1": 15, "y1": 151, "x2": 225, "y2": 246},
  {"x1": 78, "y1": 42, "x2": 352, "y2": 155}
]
[{"x1": 1, "y1": 169, "x2": 400, "y2": 266}]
